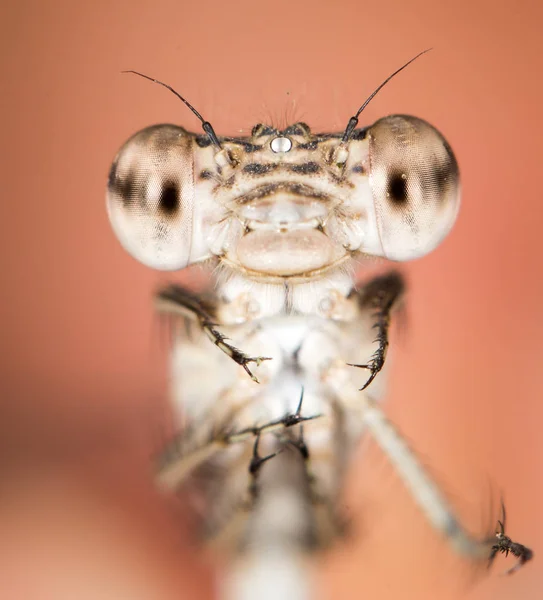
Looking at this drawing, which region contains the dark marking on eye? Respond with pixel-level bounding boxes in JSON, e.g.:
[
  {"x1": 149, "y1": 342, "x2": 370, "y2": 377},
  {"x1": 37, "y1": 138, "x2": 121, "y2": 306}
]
[
  {"x1": 110, "y1": 168, "x2": 137, "y2": 207},
  {"x1": 243, "y1": 163, "x2": 278, "y2": 175},
  {"x1": 283, "y1": 123, "x2": 311, "y2": 136},
  {"x1": 387, "y1": 172, "x2": 409, "y2": 205},
  {"x1": 350, "y1": 128, "x2": 368, "y2": 141},
  {"x1": 199, "y1": 169, "x2": 214, "y2": 180},
  {"x1": 195, "y1": 135, "x2": 213, "y2": 148},
  {"x1": 289, "y1": 162, "x2": 321, "y2": 174},
  {"x1": 149, "y1": 126, "x2": 187, "y2": 152},
  {"x1": 107, "y1": 161, "x2": 118, "y2": 190},
  {"x1": 159, "y1": 181, "x2": 179, "y2": 215},
  {"x1": 352, "y1": 165, "x2": 366, "y2": 174}
]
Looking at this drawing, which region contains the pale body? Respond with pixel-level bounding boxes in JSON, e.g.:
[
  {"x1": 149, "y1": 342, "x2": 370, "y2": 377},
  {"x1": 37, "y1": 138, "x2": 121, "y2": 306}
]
[
  {"x1": 164, "y1": 275, "x2": 386, "y2": 600},
  {"x1": 107, "y1": 109, "x2": 492, "y2": 599}
]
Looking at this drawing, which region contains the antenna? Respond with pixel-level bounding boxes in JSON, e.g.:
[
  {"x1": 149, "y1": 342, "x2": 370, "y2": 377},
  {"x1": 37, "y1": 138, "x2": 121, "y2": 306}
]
[
  {"x1": 341, "y1": 49, "x2": 432, "y2": 143},
  {"x1": 122, "y1": 70, "x2": 222, "y2": 149}
]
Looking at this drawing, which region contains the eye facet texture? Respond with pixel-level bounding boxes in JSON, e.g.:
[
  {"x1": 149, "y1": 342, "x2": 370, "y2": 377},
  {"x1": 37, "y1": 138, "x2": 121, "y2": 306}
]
[
  {"x1": 106, "y1": 124, "x2": 197, "y2": 270},
  {"x1": 367, "y1": 115, "x2": 460, "y2": 261}
]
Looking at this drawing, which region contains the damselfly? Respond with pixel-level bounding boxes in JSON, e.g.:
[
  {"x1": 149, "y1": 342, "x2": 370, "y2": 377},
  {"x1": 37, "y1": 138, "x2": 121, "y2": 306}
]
[{"x1": 105, "y1": 53, "x2": 532, "y2": 599}]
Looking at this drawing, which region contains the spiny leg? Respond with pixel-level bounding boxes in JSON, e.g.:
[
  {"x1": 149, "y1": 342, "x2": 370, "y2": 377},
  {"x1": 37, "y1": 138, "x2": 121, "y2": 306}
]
[
  {"x1": 348, "y1": 270, "x2": 405, "y2": 391},
  {"x1": 156, "y1": 284, "x2": 271, "y2": 382},
  {"x1": 227, "y1": 440, "x2": 316, "y2": 600},
  {"x1": 227, "y1": 388, "x2": 322, "y2": 444},
  {"x1": 156, "y1": 436, "x2": 228, "y2": 491},
  {"x1": 287, "y1": 423, "x2": 310, "y2": 460},
  {"x1": 156, "y1": 389, "x2": 322, "y2": 491},
  {"x1": 351, "y1": 273, "x2": 532, "y2": 567},
  {"x1": 268, "y1": 390, "x2": 348, "y2": 541},
  {"x1": 241, "y1": 392, "x2": 348, "y2": 548},
  {"x1": 489, "y1": 501, "x2": 533, "y2": 574},
  {"x1": 360, "y1": 394, "x2": 494, "y2": 560},
  {"x1": 249, "y1": 432, "x2": 280, "y2": 477}
]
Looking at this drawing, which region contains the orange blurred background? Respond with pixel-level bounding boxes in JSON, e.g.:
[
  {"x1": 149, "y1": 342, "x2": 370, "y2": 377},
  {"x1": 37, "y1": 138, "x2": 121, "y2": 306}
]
[{"x1": 1, "y1": 0, "x2": 542, "y2": 598}]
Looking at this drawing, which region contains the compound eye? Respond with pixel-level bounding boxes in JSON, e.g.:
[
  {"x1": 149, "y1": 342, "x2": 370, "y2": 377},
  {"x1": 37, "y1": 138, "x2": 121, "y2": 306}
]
[
  {"x1": 106, "y1": 124, "x2": 197, "y2": 270},
  {"x1": 367, "y1": 115, "x2": 460, "y2": 261}
]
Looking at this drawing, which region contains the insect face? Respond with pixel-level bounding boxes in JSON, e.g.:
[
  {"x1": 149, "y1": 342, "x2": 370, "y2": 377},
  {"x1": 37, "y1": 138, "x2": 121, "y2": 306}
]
[{"x1": 107, "y1": 116, "x2": 460, "y2": 279}]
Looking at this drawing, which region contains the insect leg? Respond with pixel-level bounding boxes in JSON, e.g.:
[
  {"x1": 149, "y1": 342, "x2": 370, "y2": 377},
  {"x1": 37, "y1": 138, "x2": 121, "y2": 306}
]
[
  {"x1": 489, "y1": 502, "x2": 534, "y2": 574},
  {"x1": 156, "y1": 284, "x2": 272, "y2": 382},
  {"x1": 227, "y1": 388, "x2": 322, "y2": 444},
  {"x1": 360, "y1": 395, "x2": 493, "y2": 559},
  {"x1": 155, "y1": 426, "x2": 274, "y2": 494},
  {"x1": 228, "y1": 390, "x2": 360, "y2": 599},
  {"x1": 226, "y1": 442, "x2": 315, "y2": 600},
  {"x1": 156, "y1": 391, "x2": 321, "y2": 492},
  {"x1": 348, "y1": 271, "x2": 405, "y2": 390},
  {"x1": 156, "y1": 437, "x2": 228, "y2": 491},
  {"x1": 248, "y1": 432, "x2": 280, "y2": 477}
]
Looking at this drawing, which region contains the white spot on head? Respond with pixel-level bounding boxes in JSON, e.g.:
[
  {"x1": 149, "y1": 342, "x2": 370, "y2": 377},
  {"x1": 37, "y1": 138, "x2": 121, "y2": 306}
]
[{"x1": 270, "y1": 136, "x2": 292, "y2": 153}]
